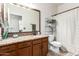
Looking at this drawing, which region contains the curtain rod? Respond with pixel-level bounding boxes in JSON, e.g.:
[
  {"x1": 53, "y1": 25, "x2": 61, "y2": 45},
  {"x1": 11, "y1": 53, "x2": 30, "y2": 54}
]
[{"x1": 52, "y1": 6, "x2": 79, "y2": 17}]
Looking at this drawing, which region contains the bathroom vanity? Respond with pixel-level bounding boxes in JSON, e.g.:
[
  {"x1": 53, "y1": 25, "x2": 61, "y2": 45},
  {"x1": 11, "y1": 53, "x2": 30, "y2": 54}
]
[
  {"x1": 0, "y1": 35, "x2": 48, "y2": 56},
  {"x1": 0, "y1": 3, "x2": 48, "y2": 56}
]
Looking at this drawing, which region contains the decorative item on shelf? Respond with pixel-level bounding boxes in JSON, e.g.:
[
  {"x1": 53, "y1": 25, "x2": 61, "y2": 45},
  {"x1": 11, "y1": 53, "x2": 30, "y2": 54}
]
[
  {"x1": 46, "y1": 19, "x2": 56, "y2": 34},
  {"x1": 2, "y1": 20, "x2": 9, "y2": 39},
  {"x1": 45, "y1": 18, "x2": 57, "y2": 40},
  {"x1": 31, "y1": 24, "x2": 36, "y2": 35},
  {"x1": 46, "y1": 19, "x2": 56, "y2": 24},
  {"x1": 2, "y1": 31, "x2": 8, "y2": 39}
]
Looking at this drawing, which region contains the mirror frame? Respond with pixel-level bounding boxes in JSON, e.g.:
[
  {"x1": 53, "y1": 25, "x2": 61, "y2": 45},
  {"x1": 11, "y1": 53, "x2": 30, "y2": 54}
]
[
  {"x1": 1, "y1": 3, "x2": 41, "y2": 37},
  {"x1": 1, "y1": 3, "x2": 4, "y2": 36}
]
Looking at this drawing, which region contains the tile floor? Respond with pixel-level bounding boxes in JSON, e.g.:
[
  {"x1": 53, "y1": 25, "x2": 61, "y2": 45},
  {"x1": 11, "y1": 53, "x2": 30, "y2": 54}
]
[{"x1": 47, "y1": 50, "x2": 68, "y2": 56}]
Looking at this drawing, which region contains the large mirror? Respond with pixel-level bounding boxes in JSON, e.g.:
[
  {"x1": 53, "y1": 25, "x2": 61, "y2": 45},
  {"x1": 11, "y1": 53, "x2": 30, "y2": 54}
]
[{"x1": 3, "y1": 3, "x2": 40, "y2": 36}]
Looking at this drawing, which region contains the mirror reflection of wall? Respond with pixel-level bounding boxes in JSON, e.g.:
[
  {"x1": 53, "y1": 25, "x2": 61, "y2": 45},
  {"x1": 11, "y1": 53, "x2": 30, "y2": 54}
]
[{"x1": 8, "y1": 14, "x2": 22, "y2": 32}]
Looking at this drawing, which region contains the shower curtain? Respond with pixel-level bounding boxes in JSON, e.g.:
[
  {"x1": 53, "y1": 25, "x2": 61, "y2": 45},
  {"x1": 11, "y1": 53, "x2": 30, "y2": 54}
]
[{"x1": 53, "y1": 8, "x2": 79, "y2": 53}]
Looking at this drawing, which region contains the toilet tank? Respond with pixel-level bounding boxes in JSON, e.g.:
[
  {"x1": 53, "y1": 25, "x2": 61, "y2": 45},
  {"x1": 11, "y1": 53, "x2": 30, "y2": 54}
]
[{"x1": 48, "y1": 35, "x2": 54, "y2": 42}]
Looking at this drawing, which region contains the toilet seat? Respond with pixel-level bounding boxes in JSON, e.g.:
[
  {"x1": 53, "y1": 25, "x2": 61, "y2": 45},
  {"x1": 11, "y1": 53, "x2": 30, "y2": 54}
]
[{"x1": 50, "y1": 41, "x2": 62, "y2": 47}]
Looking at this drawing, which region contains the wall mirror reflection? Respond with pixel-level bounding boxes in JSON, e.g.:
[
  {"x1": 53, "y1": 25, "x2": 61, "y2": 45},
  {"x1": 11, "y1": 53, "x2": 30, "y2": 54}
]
[{"x1": 3, "y1": 3, "x2": 41, "y2": 36}]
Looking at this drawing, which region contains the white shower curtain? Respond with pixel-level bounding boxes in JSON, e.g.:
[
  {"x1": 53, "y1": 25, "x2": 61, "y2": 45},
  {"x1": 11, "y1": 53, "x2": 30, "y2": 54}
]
[
  {"x1": 53, "y1": 8, "x2": 79, "y2": 53},
  {"x1": 74, "y1": 8, "x2": 79, "y2": 52}
]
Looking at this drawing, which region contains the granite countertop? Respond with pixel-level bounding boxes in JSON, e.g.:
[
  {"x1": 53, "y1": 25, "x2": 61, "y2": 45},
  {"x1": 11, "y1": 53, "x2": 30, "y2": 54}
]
[{"x1": 0, "y1": 35, "x2": 48, "y2": 46}]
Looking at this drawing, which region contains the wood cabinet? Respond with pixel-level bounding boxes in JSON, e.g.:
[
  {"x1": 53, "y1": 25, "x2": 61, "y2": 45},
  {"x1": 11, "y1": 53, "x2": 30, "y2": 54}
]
[
  {"x1": 9, "y1": 51, "x2": 17, "y2": 56},
  {"x1": 18, "y1": 46, "x2": 32, "y2": 56},
  {"x1": 17, "y1": 41, "x2": 32, "y2": 56},
  {"x1": 0, "y1": 37, "x2": 48, "y2": 56},
  {"x1": 42, "y1": 38, "x2": 48, "y2": 56},
  {"x1": 0, "y1": 44, "x2": 17, "y2": 56},
  {"x1": 33, "y1": 43, "x2": 41, "y2": 56},
  {"x1": 33, "y1": 39, "x2": 42, "y2": 56}
]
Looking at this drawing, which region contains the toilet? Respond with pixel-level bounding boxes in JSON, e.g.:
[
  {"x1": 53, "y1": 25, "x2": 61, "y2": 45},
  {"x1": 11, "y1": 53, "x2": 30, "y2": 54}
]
[{"x1": 48, "y1": 35, "x2": 62, "y2": 53}]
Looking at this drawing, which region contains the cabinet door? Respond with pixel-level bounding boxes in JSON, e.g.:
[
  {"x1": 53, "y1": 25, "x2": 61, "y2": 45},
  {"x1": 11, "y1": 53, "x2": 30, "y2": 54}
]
[
  {"x1": 0, "y1": 44, "x2": 17, "y2": 56},
  {"x1": 42, "y1": 42, "x2": 48, "y2": 56},
  {"x1": 9, "y1": 51, "x2": 17, "y2": 56},
  {"x1": 33, "y1": 44, "x2": 41, "y2": 56},
  {"x1": 18, "y1": 47, "x2": 32, "y2": 56}
]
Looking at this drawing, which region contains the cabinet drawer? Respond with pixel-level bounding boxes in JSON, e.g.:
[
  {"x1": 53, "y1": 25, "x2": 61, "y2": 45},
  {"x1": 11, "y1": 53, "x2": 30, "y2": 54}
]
[
  {"x1": 0, "y1": 44, "x2": 16, "y2": 52},
  {"x1": 18, "y1": 41, "x2": 32, "y2": 48},
  {"x1": 42, "y1": 37, "x2": 48, "y2": 42},
  {"x1": 33, "y1": 39, "x2": 41, "y2": 44}
]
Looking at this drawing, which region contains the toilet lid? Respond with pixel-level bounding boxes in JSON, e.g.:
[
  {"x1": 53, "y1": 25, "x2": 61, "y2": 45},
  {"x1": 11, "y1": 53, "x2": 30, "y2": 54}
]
[{"x1": 50, "y1": 41, "x2": 62, "y2": 47}]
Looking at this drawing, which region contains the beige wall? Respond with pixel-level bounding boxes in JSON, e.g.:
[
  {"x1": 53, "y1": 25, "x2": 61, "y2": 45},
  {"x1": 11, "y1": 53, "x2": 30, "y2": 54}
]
[
  {"x1": 57, "y1": 3, "x2": 79, "y2": 13},
  {"x1": 30, "y1": 3, "x2": 57, "y2": 34}
]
